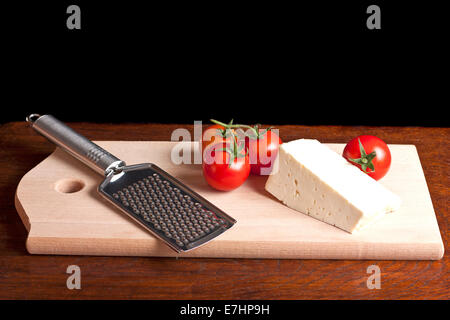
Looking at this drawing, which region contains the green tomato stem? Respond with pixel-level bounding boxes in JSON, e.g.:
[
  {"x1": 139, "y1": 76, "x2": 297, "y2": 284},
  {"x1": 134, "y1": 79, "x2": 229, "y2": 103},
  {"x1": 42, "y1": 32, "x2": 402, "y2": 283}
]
[{"x1": 348, "y1": 138, "x2": 377, "y2": 173}]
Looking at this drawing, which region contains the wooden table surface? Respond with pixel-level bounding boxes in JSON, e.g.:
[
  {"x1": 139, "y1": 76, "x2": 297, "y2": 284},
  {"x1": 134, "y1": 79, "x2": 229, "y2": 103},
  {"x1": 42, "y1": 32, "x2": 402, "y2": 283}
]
[{"x1": 0, "y1": 122, "x2": 448, "y2": 300}]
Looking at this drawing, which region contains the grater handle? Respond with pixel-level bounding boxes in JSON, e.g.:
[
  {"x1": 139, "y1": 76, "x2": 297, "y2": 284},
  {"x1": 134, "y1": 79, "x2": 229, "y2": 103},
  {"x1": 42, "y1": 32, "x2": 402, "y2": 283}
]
[{"x1": 27, "y1": 114, "x2": 126, "y2": 176}]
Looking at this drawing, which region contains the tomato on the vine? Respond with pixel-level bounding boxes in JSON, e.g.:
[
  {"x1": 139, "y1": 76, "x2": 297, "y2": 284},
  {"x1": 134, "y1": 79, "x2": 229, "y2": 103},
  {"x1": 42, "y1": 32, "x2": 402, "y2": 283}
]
[
  {"x1": 201, "y1": 124, "x2": 235, "y2": 156},
  {"x1": 245, "y1": 127, "x2": 282, "y2": 175},
  {"x1": 342, "y1": 135, "x2": 391, "y2": 180},
  {"x1": 202, "y1": 142, "x2": 250, "y2": 191}
]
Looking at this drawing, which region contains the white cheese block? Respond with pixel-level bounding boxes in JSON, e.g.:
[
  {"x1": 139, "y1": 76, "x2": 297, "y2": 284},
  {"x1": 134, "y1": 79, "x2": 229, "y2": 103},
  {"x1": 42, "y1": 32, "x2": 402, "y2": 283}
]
[{"x1": 265, "y1": 139, "x2": 401, "y2": 233}]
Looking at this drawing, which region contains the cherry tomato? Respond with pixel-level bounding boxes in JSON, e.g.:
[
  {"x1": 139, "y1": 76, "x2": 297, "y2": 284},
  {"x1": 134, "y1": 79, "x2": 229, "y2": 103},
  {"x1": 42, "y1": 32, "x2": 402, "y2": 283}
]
[
  {"x1": 202, "y1": 142, "x2": 250, "y2": 191},
  {"x1": 246, "y1": 129, "x2": 282, "y2": 175},
  {"x1": 200, "y1": 124, "x2": 235, "y2": 156},
  {"x1": 342, "y1": 135, "x2": 391, "y2": 180}
]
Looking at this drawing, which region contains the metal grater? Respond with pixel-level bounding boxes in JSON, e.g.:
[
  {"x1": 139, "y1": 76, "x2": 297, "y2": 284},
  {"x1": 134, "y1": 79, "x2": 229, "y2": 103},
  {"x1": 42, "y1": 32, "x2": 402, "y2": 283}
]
[{"x1": 26, "y1": 114, "x2": 236, "y2": 253}]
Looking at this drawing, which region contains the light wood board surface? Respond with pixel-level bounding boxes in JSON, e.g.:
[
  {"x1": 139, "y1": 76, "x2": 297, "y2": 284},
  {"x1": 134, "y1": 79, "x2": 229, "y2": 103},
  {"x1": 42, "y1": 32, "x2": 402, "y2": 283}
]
[{"x1": 15, "y1": 141, "x2": 444, "y2": 260}]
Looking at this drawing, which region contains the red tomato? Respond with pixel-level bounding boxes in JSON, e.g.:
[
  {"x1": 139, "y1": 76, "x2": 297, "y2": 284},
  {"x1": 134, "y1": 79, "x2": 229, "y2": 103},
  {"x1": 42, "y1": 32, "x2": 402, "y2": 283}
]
[
  {"x1": 342, "y1": 135, "x2": 391, "y2": 180},
  {"x1": 246, "y1": 129, "x2": 282, "y2": 175},
  {"x1": 201, "y1": 124, "x2": 235, "y2": 156},
  {"x1": 202, "y1": 142, "x2": 250, "y2": 191}
]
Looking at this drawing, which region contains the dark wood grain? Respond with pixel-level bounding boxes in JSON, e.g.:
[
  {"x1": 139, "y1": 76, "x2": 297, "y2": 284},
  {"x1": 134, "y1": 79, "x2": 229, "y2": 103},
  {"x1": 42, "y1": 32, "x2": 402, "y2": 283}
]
[{"x1": 0, "y1": 122, "x2": 448, "y2": 300}]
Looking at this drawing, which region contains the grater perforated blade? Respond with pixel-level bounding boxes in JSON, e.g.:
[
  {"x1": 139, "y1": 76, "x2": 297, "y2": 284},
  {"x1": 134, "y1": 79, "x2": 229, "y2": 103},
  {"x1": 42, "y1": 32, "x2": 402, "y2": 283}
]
[{"x1": 26, "y1": 114, "x2": 236, "y2": 253}]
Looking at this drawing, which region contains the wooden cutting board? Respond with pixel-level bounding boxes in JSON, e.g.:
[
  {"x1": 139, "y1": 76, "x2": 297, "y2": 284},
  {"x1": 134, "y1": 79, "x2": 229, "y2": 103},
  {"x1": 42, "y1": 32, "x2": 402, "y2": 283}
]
[{"x1": 15, "y1": 141, "x2": 444, "y2": 260}]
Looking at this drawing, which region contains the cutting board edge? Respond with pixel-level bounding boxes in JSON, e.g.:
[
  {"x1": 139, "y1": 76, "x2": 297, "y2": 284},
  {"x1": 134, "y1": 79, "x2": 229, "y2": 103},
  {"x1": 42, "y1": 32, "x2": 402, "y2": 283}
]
[
  {"x1": 25, "y1": 235, "x2": 445, "y2": 260},
  {"x1": 14, "y1": 148, "x2": 59, "y2": 232},
  {"x1": 15, "y1": 181, "x2": 31, "y2": 232}
]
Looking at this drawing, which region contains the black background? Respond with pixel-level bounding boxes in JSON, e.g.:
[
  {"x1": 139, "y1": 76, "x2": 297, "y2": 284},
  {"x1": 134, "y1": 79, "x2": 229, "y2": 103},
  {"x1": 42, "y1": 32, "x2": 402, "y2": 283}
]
[
  {"x1": 0, "y1": 300, "x2": 447, "y2": 319},
  {"x1": 2, "y1": 1, "x2": 448, "y2": 126}
]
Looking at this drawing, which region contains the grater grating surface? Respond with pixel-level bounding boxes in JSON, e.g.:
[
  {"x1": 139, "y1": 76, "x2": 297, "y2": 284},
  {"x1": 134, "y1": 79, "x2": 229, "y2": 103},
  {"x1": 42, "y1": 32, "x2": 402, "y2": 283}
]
[{"x1": 99, "y1": 164, "x2": 236, "y2": 252}]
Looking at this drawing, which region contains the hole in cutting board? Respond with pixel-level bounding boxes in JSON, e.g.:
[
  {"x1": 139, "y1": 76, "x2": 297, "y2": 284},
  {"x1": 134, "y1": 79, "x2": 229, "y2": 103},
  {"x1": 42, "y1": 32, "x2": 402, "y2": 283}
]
[{"x1": 55, "y1": 178, "x2": 85, "y2": 194}]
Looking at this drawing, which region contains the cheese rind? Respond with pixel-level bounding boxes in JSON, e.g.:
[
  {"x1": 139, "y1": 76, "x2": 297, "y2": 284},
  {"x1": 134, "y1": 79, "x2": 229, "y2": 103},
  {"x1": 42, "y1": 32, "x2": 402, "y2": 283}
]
[{"x1": 265, "y1": 139, "x2": 401, "y2": 233}]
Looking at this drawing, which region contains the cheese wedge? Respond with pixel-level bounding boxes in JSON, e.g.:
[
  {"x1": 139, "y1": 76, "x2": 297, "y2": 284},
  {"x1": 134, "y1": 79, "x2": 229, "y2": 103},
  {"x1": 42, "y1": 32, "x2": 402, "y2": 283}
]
[{"x1": 265, "y1": 139, "x2": 401, "y2": 233}]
